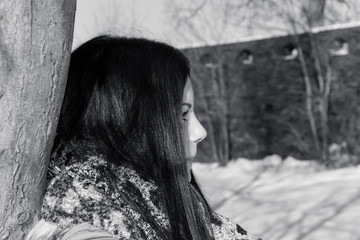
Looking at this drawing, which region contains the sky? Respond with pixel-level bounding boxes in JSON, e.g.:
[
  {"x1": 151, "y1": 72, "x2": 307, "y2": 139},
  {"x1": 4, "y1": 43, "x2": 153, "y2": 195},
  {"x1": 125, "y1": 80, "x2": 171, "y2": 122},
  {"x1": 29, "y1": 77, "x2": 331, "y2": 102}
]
[
  {"x1": 73, "y1": 0, "x2": 275, "y2": 49},
  {"x1": 74, "y1": 0, "x2": 169, "y2": 49},
  {"x1": 73, "y1": 0, "x2": 360, "y2": 50},
  {"x1": 73, "y1": 0, "x2": 277, "y2": 50}
]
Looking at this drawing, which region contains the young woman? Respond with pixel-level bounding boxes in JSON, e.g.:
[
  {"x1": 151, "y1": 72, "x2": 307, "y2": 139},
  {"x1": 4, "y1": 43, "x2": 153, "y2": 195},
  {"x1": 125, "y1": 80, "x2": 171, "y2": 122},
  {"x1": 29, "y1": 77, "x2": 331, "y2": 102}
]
[{"x1": 41, "y1": 36, "x2": 260, "y2": 240}]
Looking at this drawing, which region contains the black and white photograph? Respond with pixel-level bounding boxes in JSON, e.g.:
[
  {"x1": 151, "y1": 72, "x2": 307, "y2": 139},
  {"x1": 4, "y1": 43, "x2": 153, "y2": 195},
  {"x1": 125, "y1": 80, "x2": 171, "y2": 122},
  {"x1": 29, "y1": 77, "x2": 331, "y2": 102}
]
[{"x1": 1, "y1": 1, "x2": 360, "y2": 239}]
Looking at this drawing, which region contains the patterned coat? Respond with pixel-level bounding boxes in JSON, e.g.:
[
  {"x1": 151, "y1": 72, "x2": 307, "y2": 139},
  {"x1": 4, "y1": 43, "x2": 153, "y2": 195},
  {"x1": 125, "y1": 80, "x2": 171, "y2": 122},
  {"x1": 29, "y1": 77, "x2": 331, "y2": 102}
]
[{"x1": 42, "y1": 146, "x2": 260, "y2": 240}]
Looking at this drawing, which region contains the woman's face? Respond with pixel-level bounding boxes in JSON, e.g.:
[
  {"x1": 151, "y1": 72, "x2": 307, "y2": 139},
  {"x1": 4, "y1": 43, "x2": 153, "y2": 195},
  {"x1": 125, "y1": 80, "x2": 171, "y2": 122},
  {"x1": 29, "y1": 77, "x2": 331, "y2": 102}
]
[{"x1": 182, "y1": 79, "x2": 207, "y2": 181}]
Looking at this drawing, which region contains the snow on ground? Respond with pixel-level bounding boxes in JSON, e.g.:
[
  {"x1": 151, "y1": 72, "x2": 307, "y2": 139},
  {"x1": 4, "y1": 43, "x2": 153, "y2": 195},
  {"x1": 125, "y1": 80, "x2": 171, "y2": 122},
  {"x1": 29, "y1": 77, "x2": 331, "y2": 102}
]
[{"x1": 193, "y1": 155, "x2": 360, "y2": 240}]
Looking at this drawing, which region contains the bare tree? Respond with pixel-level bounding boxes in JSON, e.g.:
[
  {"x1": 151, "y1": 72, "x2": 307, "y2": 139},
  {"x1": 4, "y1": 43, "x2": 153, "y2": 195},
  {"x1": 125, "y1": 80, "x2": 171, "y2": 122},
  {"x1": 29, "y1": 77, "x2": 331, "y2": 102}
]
[
  {"x1": 167, "y1": 0, "x2": 240, "y2": 165},
  {"x1": 246, "y1": 0, "x2": 348, "y2": 165},
  {"x1": 0, "y1": 1, "x2": 76, "y2": 239},
  {"x1": 251, "y1": 0, "x2": 329, "y2": 163},
  {"x1": 167, "y1": 0, "x2": 360, "y2": 166}
]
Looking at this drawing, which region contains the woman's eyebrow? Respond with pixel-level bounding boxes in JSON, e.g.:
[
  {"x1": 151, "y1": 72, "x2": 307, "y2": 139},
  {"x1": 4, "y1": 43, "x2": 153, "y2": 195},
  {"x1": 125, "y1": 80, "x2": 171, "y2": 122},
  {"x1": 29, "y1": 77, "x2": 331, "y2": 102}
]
[{"x1": 182, "y1": 103, "x2": 192, "y2": 108}]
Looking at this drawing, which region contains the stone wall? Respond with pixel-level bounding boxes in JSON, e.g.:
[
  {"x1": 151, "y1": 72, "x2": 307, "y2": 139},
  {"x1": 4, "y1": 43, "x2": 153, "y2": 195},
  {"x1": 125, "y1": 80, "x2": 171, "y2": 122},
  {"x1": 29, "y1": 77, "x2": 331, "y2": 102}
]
[{"x1": 183, "y1": 25, "x2": 360, "y2": 163}]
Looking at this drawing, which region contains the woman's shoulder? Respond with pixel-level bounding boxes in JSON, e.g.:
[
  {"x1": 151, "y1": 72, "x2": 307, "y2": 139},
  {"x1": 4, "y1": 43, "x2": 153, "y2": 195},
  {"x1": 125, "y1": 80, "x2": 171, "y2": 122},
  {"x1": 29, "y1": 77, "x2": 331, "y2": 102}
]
[
  {"x1": 42, "y1": 154, "x2": 123, "y2": 227},
  {"x1": 44, "y1": 153, "x2": 116, "y2": 202},
  {"x1": 42, "y1": 150, "x2": 167, "y2": 239}
]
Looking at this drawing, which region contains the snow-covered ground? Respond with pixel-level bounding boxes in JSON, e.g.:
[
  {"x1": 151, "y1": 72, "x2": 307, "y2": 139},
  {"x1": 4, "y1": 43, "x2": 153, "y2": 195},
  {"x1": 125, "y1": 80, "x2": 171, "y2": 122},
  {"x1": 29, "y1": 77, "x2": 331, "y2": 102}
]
[{"x1": 193, "y1": 155, "x2": 360, "y2": 240}]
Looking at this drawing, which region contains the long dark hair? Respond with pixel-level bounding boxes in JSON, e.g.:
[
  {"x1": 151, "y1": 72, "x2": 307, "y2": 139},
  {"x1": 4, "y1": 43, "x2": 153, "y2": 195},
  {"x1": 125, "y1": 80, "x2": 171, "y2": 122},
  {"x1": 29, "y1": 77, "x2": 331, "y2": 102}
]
[{"x1": 56, "y1": 35, "x2": 214, "y2": 239}]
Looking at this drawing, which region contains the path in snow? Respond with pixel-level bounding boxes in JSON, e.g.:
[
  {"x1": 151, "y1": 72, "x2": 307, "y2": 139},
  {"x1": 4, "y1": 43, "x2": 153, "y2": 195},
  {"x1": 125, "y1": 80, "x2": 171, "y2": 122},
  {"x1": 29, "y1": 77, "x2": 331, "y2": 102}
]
[{"x1": 193, "y1": 156, "x2": 360, "y2": 240}]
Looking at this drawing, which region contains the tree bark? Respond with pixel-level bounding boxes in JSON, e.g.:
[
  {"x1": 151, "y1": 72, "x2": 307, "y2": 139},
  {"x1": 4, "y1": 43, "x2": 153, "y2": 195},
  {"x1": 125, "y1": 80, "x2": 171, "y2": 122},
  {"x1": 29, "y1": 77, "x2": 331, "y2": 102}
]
[{"x1": 0, "y1": 1, "x2": 76, "y2": 239}]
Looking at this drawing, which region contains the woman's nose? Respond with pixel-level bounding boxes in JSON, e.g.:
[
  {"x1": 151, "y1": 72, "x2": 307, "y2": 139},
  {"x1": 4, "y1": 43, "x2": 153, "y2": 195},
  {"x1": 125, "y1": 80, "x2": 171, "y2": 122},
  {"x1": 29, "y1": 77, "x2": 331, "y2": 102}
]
[{"x1": 189, "y1": 115, "x2": 207, "y2": 143}]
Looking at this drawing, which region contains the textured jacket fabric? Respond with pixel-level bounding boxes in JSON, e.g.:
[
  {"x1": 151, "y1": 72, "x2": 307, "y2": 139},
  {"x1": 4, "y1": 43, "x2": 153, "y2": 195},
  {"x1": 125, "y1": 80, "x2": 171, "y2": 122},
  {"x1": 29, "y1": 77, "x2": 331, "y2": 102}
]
[{"x1": 42, "y1": 145, "x2": 260, "y2": 240}]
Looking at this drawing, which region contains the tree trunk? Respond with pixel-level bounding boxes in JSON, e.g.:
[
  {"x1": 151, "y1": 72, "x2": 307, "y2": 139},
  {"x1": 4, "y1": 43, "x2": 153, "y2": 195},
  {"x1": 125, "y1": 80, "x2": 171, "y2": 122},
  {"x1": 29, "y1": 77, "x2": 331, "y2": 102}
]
[
  {"x1": 296, "y1": 44, "x2": 321, "y2": 155},
  {"x1": 0, "y1": 1, "x2": 76, "y2": 239},
  {"x1": 209, "y1": 65, "x2": 223, "y2": 163},
  {"x1": 208, "y1": 61, "x2": 230, "y2": 166},
  {"x1": 217, "y1": 62, "x2": 229, "y2": 166},
  {"x1": 309, "y1": 32, "x2": 331, "y2": 165},
  {"x1": 320, "y1": 56, "x2": 332, "y2": 166}
]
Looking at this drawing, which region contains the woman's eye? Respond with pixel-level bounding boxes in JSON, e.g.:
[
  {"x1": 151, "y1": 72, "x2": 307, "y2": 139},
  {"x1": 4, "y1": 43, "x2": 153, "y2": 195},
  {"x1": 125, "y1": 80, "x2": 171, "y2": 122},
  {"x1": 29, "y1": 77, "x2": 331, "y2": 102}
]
[{"x1": 182, "y1": 111, "x2": 189, "y2": 121}]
